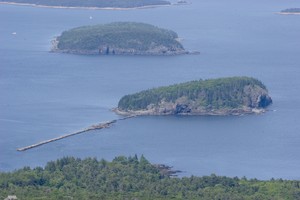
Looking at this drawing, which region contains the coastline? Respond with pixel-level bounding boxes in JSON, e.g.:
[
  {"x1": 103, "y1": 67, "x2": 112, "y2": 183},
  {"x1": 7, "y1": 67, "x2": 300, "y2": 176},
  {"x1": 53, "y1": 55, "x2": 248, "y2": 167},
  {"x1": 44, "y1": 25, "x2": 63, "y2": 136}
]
[
  {"x1": 0, "y1": 1, "x2": 172, "y2": 10},
  {"x1": 277, "y1": 12, "x2": 300, "y2": 15},
  {"x1": 51, "y1": 48, "x2": 190, "y2": 56},
  {"x1": 50, "y1": 38, "x2": 194, "y2": 56},
  {"x1": 112, "y1": 107, "x2": 266, "y2": 116}
]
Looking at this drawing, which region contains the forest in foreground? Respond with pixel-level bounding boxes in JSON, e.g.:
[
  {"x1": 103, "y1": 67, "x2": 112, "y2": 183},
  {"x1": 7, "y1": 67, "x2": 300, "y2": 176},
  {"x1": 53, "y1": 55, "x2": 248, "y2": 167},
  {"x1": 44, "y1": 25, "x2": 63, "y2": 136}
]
[{"x1": 1, "y1": 156, "x2": 300, "y2": 200}]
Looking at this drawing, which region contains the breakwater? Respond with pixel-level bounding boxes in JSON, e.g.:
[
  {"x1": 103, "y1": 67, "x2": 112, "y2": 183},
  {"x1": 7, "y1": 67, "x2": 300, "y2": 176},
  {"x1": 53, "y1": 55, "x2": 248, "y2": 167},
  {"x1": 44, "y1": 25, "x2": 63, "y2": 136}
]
[{"x1": 17, "y1": 115, "x2": 136, "y2": 152}]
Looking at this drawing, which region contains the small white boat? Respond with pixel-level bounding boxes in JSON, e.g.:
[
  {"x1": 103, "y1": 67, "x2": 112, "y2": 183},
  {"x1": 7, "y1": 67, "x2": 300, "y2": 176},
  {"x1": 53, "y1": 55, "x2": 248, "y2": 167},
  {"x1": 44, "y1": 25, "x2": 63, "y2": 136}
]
[
  {"x1": 12, "y1": 32, "x2": 17, "y2": 35},
  {"x1": 89, "y1": 16, "x2": 93, "y2": 19}
]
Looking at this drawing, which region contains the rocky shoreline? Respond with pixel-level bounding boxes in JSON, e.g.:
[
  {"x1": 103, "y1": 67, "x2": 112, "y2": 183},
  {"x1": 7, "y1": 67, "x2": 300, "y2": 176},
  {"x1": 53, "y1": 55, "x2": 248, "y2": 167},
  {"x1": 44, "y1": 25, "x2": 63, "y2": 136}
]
[
  {"x1": 154, "y1": 164, "x2": 182, "y2": 177},
  {"x1": 51, "y1": 38, "x2": 196, "y2": 56},
  {"x1": 113, "y1": 107, "x2": 267, "y2": 116}
]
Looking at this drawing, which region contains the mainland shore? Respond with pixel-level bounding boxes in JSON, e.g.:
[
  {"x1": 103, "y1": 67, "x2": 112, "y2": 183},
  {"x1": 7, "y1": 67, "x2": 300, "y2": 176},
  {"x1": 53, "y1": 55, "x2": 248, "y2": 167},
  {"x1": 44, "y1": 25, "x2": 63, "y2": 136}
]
[
  {"x1": 277, "y1": 12, "x2": 300, "y2": 15},
  {"x1": 0, "y1": 1, "x2": 173, "y2": 10}
]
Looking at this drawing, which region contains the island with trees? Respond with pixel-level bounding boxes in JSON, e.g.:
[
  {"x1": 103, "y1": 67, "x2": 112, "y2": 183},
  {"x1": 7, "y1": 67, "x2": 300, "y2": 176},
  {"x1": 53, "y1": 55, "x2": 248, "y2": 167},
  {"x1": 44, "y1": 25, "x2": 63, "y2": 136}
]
[
  {"x1": 1, "y1": 156, "x2": 300, "y2": 199},
  {"x1": 52, "y1": 22, "x2": 188, "y2": 56},
  {"x1": 116, "y1": 77, "x2": 272, "y2": 116},
  {"x1": 0, "y1": 0, "x2": 171, "y2": 9},
  {"x1": 279, "y1": 8, "x2": 300, "y2": 15}
]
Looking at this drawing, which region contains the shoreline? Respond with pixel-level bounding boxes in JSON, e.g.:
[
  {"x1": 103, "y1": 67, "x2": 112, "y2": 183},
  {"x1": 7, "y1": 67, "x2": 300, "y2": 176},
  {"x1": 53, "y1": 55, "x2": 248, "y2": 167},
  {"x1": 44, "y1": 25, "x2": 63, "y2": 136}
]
[
  {"x1": 277, "y1": 12, "x2": 300, "y2": 15},
  {"x1": 51, "y1": 48, "x2": 193, "y2": 56},
  {"x1": 112, "y1": 107, "x2": 267, "y2": 116},
  {"x1": 50, "y1": 38, "x2": 196, "y2": 56},
  {"x1": 0, "y1": 1, "x2": 173, "y2": 10}
]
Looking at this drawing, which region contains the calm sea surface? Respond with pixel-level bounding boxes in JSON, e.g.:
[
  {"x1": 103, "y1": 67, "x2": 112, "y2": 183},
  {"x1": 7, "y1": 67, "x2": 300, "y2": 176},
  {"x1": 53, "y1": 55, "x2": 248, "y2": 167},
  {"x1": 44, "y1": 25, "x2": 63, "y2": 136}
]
[{"x1": 1, "y1": 0, "x2": 300, "y2": 179}]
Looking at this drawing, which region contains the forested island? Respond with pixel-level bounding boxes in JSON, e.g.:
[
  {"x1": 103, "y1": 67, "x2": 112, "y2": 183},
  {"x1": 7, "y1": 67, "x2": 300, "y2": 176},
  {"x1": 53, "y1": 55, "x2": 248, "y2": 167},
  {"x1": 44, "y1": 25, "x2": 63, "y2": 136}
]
[
  {"x1": 280, "y1": 8, "x2": 300, "y2": 15},
  {"x1": 1, "y1": 156, "x2": 300, "y2": 200},
  {"x1": 52, "y1": 22, "x2": 187, "y2": 56},
  {"x1": 0, "y1": 0, "x2": 171, "y2": 9},
  {"x1": 116, "y1": 77, "x2": 272, "y2": 116}
]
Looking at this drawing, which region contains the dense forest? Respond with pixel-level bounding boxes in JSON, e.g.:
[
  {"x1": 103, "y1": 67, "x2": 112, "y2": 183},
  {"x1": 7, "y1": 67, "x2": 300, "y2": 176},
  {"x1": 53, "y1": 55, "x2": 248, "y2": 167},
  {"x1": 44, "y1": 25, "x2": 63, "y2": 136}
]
[
  {"x1": 0, "y1": 0, "x2": 170, "y2": 8},
  {"x1": 1, "y1": 156, "x2": 300, "y2": 200},
  {"x1": 54, "y1": 22, "x2": 185, "y2": 55},
  {"x1": 281, "y1": 8, "x2": 300, "y2": 13},
  {"x1": 118, "y1": 77, "x2": 272, "y2": 113}
]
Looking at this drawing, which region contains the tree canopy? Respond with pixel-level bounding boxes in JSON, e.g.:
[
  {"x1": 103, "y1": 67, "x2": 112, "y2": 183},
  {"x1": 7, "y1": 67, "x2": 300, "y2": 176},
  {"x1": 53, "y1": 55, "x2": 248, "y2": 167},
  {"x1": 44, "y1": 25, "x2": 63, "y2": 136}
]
[{"x1": 0, "y1": 156, "x2": 299, "y2": 200}]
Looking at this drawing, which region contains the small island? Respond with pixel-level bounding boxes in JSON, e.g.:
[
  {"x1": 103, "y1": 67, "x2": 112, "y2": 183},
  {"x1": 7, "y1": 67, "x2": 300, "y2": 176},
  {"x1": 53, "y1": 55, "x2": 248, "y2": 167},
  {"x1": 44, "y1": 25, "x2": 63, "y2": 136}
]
[
  {"x1": 0, "y1": 0, "x2": 171, "y2": 9},
  {"x1": 115, "y1": 77, "x2": 272, "y2": 116},
  {"x1": 279, "y1": 8, "x2": 300, "y2": 15},
  {"x1": 52, "y1": 22, "x2": 188, "y2": 56}
]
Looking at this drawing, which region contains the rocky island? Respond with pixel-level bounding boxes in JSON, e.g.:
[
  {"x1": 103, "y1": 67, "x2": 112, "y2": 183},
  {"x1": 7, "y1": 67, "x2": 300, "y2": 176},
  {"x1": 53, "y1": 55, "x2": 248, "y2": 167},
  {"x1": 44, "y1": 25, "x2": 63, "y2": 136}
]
[
  {"x1": 279, "y1": 8, "x2": 300, "y2": 15},
  {"x1": 115, "y1": 77, "x2": 272, "y2": 116},
  {"x1": 52, "y1": 22, "x2": 188, "y2": 56},
  {"x1": 0, "y1": 0, "x2": 171, "y2": 9}
]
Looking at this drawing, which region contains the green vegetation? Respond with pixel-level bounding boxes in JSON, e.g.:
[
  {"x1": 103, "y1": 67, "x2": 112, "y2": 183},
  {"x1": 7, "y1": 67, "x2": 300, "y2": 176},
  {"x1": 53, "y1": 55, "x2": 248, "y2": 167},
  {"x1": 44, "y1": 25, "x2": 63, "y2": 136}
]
[
  {"x1": 1, "y1": 156, "x2": 299, "y2": 200},
  {"x1": 281, "y1": 8, "x2": 300, "y2": 13},
  {"x1": 118, "y1": 77, "x2": 272, "y2": 114},
  {"x1": 0, "y1": 0, "x2": 170, "y2": 8},
  {"x1": 55, "y1": 22, "x2": 185, "y2": 55}
]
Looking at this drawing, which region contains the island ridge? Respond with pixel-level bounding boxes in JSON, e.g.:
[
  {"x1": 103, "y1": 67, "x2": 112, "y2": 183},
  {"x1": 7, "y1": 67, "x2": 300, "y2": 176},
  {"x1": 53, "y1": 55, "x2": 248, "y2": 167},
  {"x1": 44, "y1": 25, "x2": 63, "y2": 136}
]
[
  {"x1": 52, "y1": 22, "x2": 188, "y2": 56},
  {"x1": 115, "y1": 77, "x2": 272, "y2": 116}
]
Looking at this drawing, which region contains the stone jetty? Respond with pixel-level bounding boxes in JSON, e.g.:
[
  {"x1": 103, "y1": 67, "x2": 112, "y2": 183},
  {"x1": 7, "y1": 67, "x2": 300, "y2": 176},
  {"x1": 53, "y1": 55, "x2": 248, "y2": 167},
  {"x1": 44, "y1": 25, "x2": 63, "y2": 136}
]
[{"x1": 17, "y1": 116, "x2": 135, "y2": 152}]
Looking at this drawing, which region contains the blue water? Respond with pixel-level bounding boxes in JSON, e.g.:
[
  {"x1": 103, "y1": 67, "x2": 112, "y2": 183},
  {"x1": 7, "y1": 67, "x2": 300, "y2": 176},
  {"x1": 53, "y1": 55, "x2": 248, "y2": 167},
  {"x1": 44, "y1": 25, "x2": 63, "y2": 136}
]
[{"x1": 1, "y1": 0, "x2": 300, "y2": 179}]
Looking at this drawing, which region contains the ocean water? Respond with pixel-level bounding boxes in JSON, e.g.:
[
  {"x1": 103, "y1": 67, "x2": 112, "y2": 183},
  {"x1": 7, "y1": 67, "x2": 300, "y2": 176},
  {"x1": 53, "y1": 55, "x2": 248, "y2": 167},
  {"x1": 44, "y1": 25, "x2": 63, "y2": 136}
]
[{"x1": 1, "y1": 0, "x2": 300, "y2": 179}]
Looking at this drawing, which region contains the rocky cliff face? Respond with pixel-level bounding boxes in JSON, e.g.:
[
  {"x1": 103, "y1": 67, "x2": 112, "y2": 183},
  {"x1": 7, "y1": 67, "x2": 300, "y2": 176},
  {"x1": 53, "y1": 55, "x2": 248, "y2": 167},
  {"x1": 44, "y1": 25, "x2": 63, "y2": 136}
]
[
  {"x1": 243, "y1": 85, "x2": 272, "y2": 108},
  {"x1": 115, "y1": 84, "x2": 272, "y2": 116}
]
